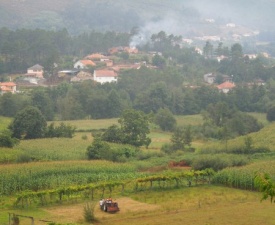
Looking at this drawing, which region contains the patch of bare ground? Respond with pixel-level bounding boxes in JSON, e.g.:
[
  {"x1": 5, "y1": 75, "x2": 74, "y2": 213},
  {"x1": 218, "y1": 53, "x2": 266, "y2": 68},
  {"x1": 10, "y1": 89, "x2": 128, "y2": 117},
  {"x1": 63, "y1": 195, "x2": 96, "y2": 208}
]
[{"x1": 43, "y1": 197, "x2": 160, "y2": 224}]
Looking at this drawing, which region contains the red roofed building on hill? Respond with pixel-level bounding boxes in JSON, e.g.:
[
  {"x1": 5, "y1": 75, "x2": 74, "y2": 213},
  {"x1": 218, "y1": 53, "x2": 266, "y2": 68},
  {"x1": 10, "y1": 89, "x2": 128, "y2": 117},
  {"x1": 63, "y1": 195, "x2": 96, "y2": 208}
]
[
  {"x1": 74, "y1": 60, "x2": 96, "y2": 69},
  {"x1": 0, "y1": 82, "x2": 16, "y2": 94},
  {"x1": 93, "y1": 70, "x2": 118, "y2": 84},
  {"x1": 85, "y1": 53, "x2": 106, "y2": 60},
  {"x1": 217, "y1": 81, "x2": 235, "y2": 93}
]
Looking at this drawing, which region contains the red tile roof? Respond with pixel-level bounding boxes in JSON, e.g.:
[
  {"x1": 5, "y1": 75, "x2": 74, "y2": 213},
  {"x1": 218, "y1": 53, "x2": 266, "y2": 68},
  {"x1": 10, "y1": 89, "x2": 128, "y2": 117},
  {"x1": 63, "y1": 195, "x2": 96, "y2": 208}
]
[
  {"x1": 85, "y1": 53, "x2": 105, "y2": 59},
  {"x1": 111, "y1": 64, "x2": 141, "y2": 72},
  {"x1": 0, "y1": 82, "x2": 16, "y2": 87},
  {"x1": 0, "y1": 82, "x2": 16, "y2": 93},
  {"x1": 80, "y1": 60, "x2": 96, "y2": 66},
  {"x1": 94, "y1": 70, "x2": 117, "y2": 77},
  {"x1": 217, "y1": 81, "x2": 235, "y2": 89}
]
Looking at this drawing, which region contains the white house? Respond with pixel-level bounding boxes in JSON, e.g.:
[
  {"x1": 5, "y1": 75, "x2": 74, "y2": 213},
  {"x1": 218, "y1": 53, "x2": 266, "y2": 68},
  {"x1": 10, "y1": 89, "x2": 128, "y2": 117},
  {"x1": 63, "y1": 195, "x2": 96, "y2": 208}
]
[
  {"x1": 26, "y1": 64, "x2": 44, "y2": 78},
  {"x1": 93, "y1": 70, "x2": 118, "y2": 84}
]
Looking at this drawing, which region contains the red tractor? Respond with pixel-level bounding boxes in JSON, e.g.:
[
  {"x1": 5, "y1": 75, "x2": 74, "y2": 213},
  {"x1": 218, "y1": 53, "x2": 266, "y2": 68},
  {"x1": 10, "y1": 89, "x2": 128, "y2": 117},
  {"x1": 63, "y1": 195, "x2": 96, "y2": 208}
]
[{"x1": 99, "y1": 198, "x2": 119, "y2": 213}]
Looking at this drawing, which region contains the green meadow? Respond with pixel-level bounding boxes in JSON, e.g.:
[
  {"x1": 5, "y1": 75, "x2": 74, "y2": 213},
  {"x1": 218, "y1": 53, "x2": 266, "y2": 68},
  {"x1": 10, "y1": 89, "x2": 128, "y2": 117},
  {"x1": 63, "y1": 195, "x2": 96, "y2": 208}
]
[{"x1": 0, "y1": 114, "x2": 274, "y2": 224}]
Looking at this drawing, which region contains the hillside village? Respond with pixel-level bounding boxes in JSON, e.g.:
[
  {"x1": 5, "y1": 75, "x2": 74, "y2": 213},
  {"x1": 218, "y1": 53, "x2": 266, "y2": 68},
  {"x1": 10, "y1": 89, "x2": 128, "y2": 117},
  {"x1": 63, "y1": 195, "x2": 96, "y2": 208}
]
[{"x1": 0, "y1": 37, "x2": 270, "y2": 95}]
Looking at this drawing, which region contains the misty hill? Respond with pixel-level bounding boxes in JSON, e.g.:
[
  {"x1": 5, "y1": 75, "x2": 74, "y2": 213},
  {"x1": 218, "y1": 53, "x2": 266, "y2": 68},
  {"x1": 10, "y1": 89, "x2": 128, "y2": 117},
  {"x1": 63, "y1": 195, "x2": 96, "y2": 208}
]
[{"x1": 1, "y1": 0, "x2": 275, "y2": 36}]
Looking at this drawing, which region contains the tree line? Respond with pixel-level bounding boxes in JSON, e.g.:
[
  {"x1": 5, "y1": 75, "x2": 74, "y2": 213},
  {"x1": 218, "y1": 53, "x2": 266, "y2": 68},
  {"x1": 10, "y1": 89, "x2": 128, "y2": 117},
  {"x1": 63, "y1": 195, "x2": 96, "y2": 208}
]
[
  {"x1": 0, "y1": 28, "x2": 130, "y2": 75},
  {"x1": 1, "y1": 71, "x2": 273, "y2": 120}
]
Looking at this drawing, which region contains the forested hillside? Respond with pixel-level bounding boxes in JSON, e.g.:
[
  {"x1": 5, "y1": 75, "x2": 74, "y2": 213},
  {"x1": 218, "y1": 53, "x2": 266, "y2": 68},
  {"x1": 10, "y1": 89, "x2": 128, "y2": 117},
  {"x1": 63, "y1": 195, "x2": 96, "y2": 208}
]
[{"x1": 1, "y1": 0, "x2": 275, "y2": 34}]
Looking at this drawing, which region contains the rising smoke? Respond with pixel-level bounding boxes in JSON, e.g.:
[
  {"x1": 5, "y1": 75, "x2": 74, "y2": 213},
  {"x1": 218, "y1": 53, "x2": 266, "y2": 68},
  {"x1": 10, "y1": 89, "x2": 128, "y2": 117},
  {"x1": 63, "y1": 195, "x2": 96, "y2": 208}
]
[{"x1": 129, "y1": 17, "x2": 185, "y2": 48}]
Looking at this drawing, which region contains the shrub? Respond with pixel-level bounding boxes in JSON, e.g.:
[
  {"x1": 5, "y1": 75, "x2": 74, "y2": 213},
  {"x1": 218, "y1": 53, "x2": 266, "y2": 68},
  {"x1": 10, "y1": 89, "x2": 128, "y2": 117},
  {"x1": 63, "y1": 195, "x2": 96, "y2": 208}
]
[
  {"x1": 101, "y1": 124, "x2": 123, "y2": 143},
  {"x1": 45, "y1": 122, "x2": 76, "y2": 138},
  {"x1": 160, "y1": 143, "x2": 174, "y2": 154},
  {"x1": 154, "y1": 108, "x2": 176, "y2": 131},
  {"x1": 86, "y1": 138, "x2": 110, "y2": 160},
  {"x1": 109, "y1": 145, "x2": 140, "y2": 162},
  {"x1": 81, "y1": 134, "x2": 88, "y2": 140},
  {"x1": 83, "y1": 202, "x2": 96, "y2": 223},
  {"x1": 0, "y1": 130, "x2": 19, "y2": 148},
  {"x1": 191, "y1": 154, "x2": 248, "y2": 171}
]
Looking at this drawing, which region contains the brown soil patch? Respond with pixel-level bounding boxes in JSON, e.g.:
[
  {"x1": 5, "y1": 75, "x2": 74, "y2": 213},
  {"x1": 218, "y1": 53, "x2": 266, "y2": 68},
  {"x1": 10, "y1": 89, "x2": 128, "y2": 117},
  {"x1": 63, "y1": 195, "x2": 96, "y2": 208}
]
[{"x1": 43, "y1": 197, "x2": 160, "y2": 224}]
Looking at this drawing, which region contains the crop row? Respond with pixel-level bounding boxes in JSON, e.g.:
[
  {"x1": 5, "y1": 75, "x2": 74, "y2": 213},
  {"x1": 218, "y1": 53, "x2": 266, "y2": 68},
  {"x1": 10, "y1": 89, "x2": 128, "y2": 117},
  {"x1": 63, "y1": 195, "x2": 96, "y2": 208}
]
[
  {"x1": 212, "y1": 160, "x2": 275, "y2": 190},
  {"x1": 15, "y1": 169, "x2": 215, "y2": 207},
  {"x1": 0, "y1": 161, "x2": 141, "y2": 195}
]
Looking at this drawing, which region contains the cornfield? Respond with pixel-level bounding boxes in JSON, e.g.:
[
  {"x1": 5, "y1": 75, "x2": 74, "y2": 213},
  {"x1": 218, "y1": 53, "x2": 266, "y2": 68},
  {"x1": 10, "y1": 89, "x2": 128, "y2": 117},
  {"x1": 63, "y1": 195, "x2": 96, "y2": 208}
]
[
  {"x1": 0, "y1": 160, "x2": 141, "y2": 196},
  {"x1": 212, "y1": 160, "x2": 275, "y2": 190}
]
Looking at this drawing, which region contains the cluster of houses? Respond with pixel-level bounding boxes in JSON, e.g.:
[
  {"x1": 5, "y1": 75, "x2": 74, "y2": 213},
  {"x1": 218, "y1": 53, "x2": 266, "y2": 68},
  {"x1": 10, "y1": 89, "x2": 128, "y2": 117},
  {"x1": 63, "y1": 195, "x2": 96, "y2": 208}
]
[
  {"x1": 0, "y1": 44, "x2": 267, "y2": 95},
  {"x1": 59, "y1": 46, "x2": 142, "y2": 84},
  {"x1": 203, "y1": 73, "x2": 265, "y2": 93},
  {"x1": 0, "y1": 64, "x2": 44, "y2": 94},
  {"x1": 0, "y1": 46, "x2": 144, "y2": 94}
]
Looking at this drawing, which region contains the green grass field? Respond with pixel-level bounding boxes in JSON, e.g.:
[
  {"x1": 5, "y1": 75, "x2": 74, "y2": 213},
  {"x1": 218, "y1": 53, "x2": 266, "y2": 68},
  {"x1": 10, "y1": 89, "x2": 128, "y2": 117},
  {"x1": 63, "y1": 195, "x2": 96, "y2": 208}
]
[
  {"x1": 0, "y1": 116, "x2": 12, "y2": 131},
  {"x1": 0, "y1": 114, "x2": 274, "y2": 225},
  {"x1": 1, "y1": 186, "x2": 274, "y2": 225},
  {"x1": 49, "y1": 118, "x2": 119, "y2": 131}
]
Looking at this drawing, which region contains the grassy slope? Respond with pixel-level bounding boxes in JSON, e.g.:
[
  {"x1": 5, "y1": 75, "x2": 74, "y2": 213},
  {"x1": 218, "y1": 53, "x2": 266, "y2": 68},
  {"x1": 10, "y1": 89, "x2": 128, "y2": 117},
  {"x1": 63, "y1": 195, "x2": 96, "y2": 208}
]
[{"x1": 199, "y1": 113, "x2": 275, "y2": 153}]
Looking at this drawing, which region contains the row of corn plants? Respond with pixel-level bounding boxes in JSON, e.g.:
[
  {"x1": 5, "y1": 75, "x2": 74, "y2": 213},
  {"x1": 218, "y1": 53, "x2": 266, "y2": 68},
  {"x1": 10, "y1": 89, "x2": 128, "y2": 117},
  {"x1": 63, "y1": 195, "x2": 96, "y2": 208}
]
[
  {"x1": 212, "y1": 160, "x2": 275, "y2": 190},
  {"x1": 0, "y1": 161, "x2": 142, "y2": 195},
  {"x1": 14, "y1": 169, "x2": 215, "y2": 208}
]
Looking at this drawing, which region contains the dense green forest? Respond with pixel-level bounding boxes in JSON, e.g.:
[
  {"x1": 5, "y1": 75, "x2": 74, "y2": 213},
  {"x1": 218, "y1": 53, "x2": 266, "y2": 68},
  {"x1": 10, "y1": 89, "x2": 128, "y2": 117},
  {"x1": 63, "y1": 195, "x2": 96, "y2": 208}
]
[{"x1": 0, "y1": 28, "x2": 130, "y2": 74}]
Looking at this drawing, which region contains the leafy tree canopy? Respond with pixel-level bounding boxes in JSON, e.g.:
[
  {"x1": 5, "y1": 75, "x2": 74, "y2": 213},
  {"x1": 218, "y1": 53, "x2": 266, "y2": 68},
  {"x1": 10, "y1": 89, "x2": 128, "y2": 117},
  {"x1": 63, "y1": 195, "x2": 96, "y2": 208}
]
[
  {"x1": 118, "y1": 109, "x2": 151, "y2": 147},
  {"x1": 9, "y1": 106, "x2": 47, "y2": 139},
  {"x1": 155, "y1": 108, "x2": 176, "y2": 131},
  {"x1": 0, "y1": 130, "x2": 19, "y2": 148}
]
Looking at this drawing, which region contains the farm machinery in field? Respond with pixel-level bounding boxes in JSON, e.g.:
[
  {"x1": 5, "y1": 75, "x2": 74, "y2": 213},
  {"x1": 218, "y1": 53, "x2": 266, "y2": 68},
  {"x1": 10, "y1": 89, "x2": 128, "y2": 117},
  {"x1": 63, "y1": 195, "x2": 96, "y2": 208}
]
[{"x1": 99, "y1": 198, "x2": 119, "y2": 213}]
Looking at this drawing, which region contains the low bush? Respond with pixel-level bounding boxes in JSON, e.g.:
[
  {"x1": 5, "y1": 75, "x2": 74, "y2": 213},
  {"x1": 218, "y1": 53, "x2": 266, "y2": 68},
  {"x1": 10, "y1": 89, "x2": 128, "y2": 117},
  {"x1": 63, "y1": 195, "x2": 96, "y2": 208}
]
[
  {"x1": 191, "y1": 154, "x2": 249, "y2": 171},
  {"x1": 0, "y1": 130, "x2": 19, "y2": 148},
  {"x1": 83, "y1": 202, "x2": 96, "y2": 223},
  {"x1": 45, "y1": 122, "x2": 76, "y2": 138},
  {"x1": 87, "y1": 138, "x2": 141, "y2": 162}
]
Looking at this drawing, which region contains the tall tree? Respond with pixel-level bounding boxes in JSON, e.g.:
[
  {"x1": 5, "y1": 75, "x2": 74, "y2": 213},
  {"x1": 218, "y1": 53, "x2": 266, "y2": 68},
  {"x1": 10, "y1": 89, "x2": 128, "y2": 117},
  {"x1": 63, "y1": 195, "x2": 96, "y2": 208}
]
[
  {"x1": 170, "y1": 126, "x2": 185, "y2": 151},
  {"x1": 107, "y1": 89, "x2": 123, "y2": 118},
  {"x1": 31, "y1": 88, "x2": 54, "y2": 120},
  {"x1": 118, "y1": 109, "x2": 151, "y2": 147},
  {"x1": 9, "y1": 106, "x2": 47, "y2": 139},
  {"x1": 155, "y1": 108, "x2": 176, "y2": 131}
]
